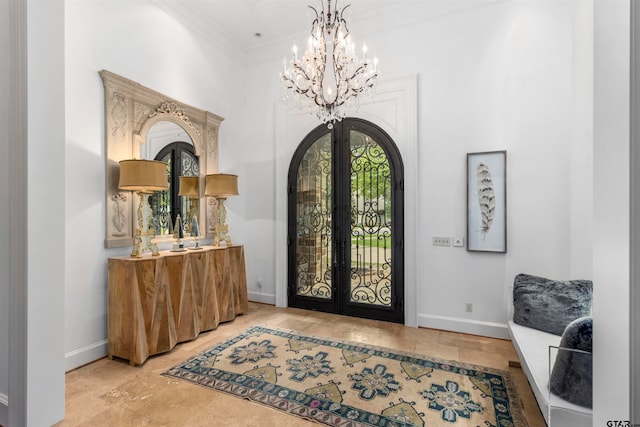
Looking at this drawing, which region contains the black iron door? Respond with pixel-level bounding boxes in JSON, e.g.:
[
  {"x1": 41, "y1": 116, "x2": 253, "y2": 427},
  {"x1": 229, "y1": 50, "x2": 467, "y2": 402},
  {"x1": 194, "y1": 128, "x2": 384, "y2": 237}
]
[{"x1": 288, "y1": 118, "x2": 404, "y2": 323}]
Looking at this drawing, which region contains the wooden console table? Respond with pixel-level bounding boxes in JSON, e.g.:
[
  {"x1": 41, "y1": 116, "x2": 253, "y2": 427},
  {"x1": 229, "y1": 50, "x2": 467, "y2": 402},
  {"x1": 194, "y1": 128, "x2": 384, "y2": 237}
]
[{"x1": 108, "y1": 245, "x2": 248, "y2": 366}]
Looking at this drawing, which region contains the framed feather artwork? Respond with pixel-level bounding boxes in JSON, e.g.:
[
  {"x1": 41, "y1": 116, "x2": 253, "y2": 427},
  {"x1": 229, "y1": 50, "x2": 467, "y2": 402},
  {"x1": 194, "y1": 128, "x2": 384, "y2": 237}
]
[{"x1": 467, "y1": 150, "x2": 507, "y2": 252}]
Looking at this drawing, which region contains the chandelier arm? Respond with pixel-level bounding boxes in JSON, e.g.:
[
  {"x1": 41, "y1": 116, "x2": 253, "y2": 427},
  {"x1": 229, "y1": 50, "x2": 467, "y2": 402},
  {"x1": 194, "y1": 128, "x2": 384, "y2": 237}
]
[
  {"x1": 332, "y1": 32, "x2": 349, "y2": 85},
  {"x1": 363, "y1": 74, "x2": 378, "y2": 88},
  {"x1": 337, "y1": 7, "x2": 350, "y2": 33},
  {"x1": 333, "y1": 64, "x2": 350, "y2": 101},
  {"x1": 282, "y1": 60, "x2": 330, "y2": 105},
  {"x1": 282, "y1": 71, "x2": 315, "y2": 96},
  {"x1": 337, "y1": 3, "x2": 351, "y2": 22},
  {"x1": 314, "y1": 94, "x2": 328, "y2": 108},
  {"x1": 309, "y1": 6, "x2": 321, "y2": 32},
  {"x1": 282, "y1": 77, "x2": 307, "y2": 95},
  {"x1": 307, "y1": 61, "x2": 327, "y2": 105},
  {"x1": 346, "y1": 65, "x2": 367, "y2": 81},
  {"x1": 292, "y1": 61, "x2": 314, "y2": 82},
  {"x1": 290, "y1": 64, "x2": 320, "y2": 97},
  {"x1": 282, "y1": 76, "x2": 314, "y2": 98}
]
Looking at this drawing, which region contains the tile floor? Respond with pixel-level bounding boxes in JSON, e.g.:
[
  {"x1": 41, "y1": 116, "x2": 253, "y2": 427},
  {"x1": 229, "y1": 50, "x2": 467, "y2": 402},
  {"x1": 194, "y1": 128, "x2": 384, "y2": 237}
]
[{"x1": 55, "y1": 303, "x2": 546, "y2": 426}]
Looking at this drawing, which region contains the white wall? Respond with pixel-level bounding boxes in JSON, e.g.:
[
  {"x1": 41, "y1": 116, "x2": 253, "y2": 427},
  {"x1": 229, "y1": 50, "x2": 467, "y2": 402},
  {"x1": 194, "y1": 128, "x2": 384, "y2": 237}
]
[
  {"x1": 64, "y1": 0, "x2": 246, "y2": 370},
  {"x1": 234, "y1": 55, "x2": 281, "y2": 305},
  {"x1": 25, "y1": 0, "x2": 67, "y2": 423},
  {"x1": 0, "y1": 0, "x2": 10, "y2": 422},
  {"x1": 593, "y1": 0, "x2": 631, "y2": 423},
  {"x1": 570, "y1": 0, "x2": 594, "y2": 280},
  {"x1": 240, "y1": 0, "x2": 593, "y2": 338},
  {"x1": 1, "y1": 0, "x2": 66, "y2": 424}
]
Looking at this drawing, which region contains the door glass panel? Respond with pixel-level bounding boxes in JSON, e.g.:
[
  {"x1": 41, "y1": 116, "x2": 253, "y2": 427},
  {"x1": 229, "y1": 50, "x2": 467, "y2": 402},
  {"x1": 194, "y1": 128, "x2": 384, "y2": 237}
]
[
  {"x1": 295, "y1": 134, "x2": 333, "y2": 299},
  {"x1": 349, "y1": 130, "x2": 392, "y2": 307},
  {"x1": 180, "y1": 150, "x2": 199, "y2": 231},
  {"x1": 152, "y1": 154, "x2": 172, "y2": 235}
]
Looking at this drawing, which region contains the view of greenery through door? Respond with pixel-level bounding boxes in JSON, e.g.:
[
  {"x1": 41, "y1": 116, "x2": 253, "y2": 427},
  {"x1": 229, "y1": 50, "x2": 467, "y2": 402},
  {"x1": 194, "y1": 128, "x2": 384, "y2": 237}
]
[
  {"x1": 289, "y1": 119, "x2": 403, "y2": 322},
  {"x1": 348, "y1": 131, "x2": 393, "y2": 307}
]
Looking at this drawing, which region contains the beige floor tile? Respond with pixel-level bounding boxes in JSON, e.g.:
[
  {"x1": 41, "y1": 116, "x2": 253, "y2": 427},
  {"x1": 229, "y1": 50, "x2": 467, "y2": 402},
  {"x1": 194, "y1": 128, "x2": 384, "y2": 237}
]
[
  {"x1": 56, "y1": 302, "x2": 545, "y2": 427},
  {"x1": 414, "y1": 340, "x2": 460, "y2": 361},
  {"x1": 414, "y1": 326, "x2": 441, "y2": 342},
  {"x1": 458, "y1": 347, "x2": 511, "y2": 370},
  {"x1": 59, "y1": 406, "x2": 163, "y2": 427}
]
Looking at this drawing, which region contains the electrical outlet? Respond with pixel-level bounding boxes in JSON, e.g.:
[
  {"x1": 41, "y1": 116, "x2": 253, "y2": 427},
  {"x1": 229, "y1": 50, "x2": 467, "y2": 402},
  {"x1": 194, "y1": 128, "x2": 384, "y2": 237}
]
[
  {"x1": 432, "y1": 237, "x2": 451, "y2": 247},
  {"x1": 453, "y1": 236, "x2": 464, "y2": 247},
  {"x1": 465, "y1": 302, "x2": 473, "y2": 313},
  {"x1": 257, "y1": 279, "x2": 263, "y2": 288}
]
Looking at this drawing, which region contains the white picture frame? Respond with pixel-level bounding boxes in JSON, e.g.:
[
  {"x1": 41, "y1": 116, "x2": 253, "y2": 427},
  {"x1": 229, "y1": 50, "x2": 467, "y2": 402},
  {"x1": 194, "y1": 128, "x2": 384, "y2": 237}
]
[{"x1": 467, "y1": 150, "x2": 507, "y2": 253}]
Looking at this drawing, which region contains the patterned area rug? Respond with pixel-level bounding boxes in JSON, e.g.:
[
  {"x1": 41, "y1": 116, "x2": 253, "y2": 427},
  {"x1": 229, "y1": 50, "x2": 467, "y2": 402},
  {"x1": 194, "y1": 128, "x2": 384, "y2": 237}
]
[{"x1": 163, "y1": 326, "x2": 527, "y2": 427}]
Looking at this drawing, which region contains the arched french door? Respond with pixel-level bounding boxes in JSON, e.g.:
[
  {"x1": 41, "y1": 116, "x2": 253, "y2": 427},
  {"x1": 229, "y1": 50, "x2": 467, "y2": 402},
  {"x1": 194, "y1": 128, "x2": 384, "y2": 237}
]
[{"x1": 288, "y1": 118, "x2": 404, "y2": 323}]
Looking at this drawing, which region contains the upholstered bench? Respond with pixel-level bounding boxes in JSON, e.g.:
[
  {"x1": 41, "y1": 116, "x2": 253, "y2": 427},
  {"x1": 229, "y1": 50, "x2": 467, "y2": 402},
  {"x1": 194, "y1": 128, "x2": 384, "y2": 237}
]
[{"x1": 507, "y1": 274, "x2": 593, "y2": 427}]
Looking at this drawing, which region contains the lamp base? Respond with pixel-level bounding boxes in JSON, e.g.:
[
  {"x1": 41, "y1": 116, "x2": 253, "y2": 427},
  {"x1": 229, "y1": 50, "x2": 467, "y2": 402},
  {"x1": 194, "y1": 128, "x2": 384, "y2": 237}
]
[
  {"x1": 131, "y1": 230, "x2": 159, "y2": 257},
  {"x1": 213, "y1": 229, "x2": 232, "y2": 247},
  {"x1": 213, "y1": 197, "x2": 233, "y2": 247},
  {"x1": 130, "y1": 192, "x2": 160, "y2": 257}
]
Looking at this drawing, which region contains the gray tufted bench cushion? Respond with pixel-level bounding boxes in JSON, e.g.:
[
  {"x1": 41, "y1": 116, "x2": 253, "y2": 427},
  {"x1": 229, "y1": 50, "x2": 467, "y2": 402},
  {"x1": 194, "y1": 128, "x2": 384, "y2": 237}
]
[{"x1": 513, "y1": 273, "x2": 592, "y2": 336}]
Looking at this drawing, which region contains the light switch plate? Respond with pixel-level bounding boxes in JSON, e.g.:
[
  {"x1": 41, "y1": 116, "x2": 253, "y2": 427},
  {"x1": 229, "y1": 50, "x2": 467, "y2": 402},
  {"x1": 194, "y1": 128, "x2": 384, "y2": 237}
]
[
  {"x1": 453, "y1": 236, "x2": 464, "y2": 247},
  {"x1": 433, "y1": 237, "x2": 451, "y2": 246}
]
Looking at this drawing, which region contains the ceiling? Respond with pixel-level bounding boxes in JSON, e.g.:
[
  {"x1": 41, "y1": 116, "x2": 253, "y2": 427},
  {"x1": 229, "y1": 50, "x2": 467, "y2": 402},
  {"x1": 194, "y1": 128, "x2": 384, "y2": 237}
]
[{"x1": 154, "y1": 0, "x2": 503, "y2": 54}]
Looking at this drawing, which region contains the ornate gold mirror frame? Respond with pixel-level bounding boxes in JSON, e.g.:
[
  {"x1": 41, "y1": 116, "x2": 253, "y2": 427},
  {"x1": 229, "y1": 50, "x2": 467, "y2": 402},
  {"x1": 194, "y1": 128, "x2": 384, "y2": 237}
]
[{"x1": 100, "y1": 70, "x2": 223, "y2": 248}]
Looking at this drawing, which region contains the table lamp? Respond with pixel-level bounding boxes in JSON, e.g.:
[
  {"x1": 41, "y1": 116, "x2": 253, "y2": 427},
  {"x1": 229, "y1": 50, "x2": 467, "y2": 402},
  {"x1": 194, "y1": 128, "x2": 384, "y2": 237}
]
[
  {"x1": 178, "y1": 176, "x2": 199, "y2": 233},
  {"x1": 118, "y1": 159, "x2": 168, "y2": 257},
  {"x1": 205, "y1": 173, "x2": 238, "y2": 247},
  {"x1": 179, "y1": 175, "x2": 202, "y2": 250}
]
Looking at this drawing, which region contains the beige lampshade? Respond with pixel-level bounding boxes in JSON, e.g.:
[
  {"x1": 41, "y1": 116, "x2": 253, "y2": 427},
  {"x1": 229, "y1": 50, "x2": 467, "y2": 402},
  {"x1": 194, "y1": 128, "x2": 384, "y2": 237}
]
[
  {"x1": 205, "y1": 173, "x2": 239, "y2": 197},
  {"x1": 178, "y1": 176, "x2": 199, "y2": 197},
  {"x1": 118, "y1": 159, "x2": 168, "y2": 193}
]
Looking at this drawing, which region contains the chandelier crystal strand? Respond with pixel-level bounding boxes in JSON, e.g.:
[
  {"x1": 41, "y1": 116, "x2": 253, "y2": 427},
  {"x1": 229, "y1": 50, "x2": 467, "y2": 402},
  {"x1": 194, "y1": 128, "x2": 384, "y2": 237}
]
[{"x1": 280, "y1": 0, "x2": 379, "y2": 128}]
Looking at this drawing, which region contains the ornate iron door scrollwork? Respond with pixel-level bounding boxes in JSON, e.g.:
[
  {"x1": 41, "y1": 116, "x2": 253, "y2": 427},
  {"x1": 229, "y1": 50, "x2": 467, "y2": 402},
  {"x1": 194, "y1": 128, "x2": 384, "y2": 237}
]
[
  {"x1": 348, "y1": 130, "x2": 393, "y2": 307},
  {"x1": 293, "y1": 133, "x2": 333, "y2": 300},
  {"x1": 288, "y1": 119, "x2": 404, "y2": 323}
]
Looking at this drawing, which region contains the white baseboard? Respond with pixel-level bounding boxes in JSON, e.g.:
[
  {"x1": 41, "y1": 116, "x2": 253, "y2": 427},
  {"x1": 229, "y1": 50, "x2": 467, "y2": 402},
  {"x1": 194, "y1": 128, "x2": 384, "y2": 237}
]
[
  {"x1": 65, "y1": 339, "x2": 108, "y2": 372},
  {"x1": 0, "y1": 393, "x2": 8, "y2": 427},
  {"x1": 418, "y1": 314, "x2": 509, "y2": 340},
  {"x1": 63, "y1": 293, "x2": 277, "y2": 372},
  {"x1": 248, "y1": 291, "x2": 276, "y2": 305}
]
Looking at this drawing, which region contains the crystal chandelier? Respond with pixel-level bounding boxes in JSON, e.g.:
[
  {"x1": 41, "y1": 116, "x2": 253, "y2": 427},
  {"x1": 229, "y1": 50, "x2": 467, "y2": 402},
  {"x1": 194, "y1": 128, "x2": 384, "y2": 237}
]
[{"x1": 280, "y1": 0, "x2": 379, "y2": 128}]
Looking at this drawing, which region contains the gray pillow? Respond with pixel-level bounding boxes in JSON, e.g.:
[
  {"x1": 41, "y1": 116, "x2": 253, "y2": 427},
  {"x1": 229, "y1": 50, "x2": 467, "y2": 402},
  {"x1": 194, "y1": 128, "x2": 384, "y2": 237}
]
[
  {"x1": 513, "y1": 273, "x2": 592, "y2": 336},
  {"x1": 550, "y1": 316, "x2": 592, "y2": 408}
]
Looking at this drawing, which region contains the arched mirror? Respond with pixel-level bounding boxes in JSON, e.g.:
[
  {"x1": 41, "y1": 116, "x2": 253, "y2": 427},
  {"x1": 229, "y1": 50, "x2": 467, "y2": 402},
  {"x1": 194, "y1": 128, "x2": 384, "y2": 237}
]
[
  {"x1": 100, "y1": 70, "x2": 223, "y2": 249},
  {"x1": 143, "y1": 121, "x2": 199, "y2": 237}
]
